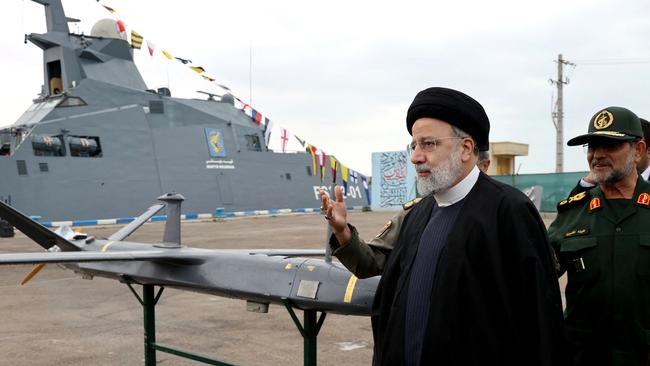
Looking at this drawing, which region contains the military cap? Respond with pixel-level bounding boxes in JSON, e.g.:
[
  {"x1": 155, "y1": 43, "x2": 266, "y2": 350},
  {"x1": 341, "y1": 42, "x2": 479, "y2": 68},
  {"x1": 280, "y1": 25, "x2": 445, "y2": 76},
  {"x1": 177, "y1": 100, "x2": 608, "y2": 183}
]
[
  {"x1": 567, "y1": 106, "x2": 642, "y2": 146},
  {"x1": 640, "y1": 118, "x2": 650, "y2": 142},
  {"x1": 406, "y1": 87, "x2": 490, "y2": 151}
]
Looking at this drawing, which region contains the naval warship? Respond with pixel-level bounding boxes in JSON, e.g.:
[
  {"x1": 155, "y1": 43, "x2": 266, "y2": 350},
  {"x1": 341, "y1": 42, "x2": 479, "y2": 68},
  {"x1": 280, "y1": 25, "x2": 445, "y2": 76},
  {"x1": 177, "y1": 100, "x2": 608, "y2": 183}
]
[{"x1": 0, "y1": 0, "x2": 368, "y2": 221}]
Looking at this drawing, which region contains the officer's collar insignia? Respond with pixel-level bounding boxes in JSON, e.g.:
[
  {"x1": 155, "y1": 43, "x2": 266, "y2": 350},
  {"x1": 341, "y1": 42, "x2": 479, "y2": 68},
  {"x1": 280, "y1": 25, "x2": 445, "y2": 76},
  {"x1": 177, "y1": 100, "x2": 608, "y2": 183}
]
[
  {"x1": 402, "y1": 197, "x2": 422, "y2": 210},
  {"x1": 568, "y1": 191, "x2": 587, "y2": 203},
  {"x1": 376, "y1": 221, "x2": 392, "y2": 238},
  {"x1": 565, "y1": 228, "x2": 589, "y2": 238},
  {"x1": 594, "y1": 110, "x2": 614, "y2": 130},
  {"x1": 557, "y1": 191, "x2": 589, "y2": 211},
  {"x1": 589, "y1": 197, "x2": 601, "y2": 212},
  {"x1": 637, "y1": 192, "x2": 650, "y2": 206}
]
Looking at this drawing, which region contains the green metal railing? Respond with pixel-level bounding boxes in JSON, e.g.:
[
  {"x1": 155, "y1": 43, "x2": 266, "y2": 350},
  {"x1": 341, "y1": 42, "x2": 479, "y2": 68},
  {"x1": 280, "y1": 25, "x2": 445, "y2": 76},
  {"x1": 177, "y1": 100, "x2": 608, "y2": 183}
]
[{"x1": 492, "y1": 171, "x2": 588, "y2": 212}]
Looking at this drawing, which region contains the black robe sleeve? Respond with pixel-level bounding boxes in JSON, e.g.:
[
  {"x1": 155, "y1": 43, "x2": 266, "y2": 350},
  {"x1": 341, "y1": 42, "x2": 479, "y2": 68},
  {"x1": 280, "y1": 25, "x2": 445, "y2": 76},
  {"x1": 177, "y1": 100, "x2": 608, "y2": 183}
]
[{"x1": 497, "y1": 195, "x2": 566, "y2": 366}]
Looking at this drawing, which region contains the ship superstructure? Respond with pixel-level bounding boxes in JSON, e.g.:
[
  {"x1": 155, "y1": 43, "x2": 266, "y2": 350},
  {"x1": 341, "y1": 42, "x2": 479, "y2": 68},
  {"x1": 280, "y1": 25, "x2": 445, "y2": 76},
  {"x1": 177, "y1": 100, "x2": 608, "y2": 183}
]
[{"x1": 0, "y1": 0, "x2": 367, "y2": 221}]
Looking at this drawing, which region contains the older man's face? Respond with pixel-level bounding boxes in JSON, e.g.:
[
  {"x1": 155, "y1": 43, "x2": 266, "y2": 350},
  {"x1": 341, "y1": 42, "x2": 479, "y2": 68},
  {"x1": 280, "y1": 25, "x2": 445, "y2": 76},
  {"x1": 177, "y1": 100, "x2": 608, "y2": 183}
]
[
  {"x1": 410, "y1": 118, "x2": 464, "y2": 195},
  {"x1": 587, "y1": 139, "x2": 641, "y2": 184}
]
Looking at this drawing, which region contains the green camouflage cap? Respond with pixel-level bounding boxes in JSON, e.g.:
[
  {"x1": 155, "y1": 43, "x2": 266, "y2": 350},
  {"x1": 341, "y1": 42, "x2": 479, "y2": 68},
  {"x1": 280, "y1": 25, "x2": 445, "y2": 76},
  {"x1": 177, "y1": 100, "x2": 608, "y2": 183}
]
[{"x1": 567, "y1": 106, "x2": 643, "y2": 146}]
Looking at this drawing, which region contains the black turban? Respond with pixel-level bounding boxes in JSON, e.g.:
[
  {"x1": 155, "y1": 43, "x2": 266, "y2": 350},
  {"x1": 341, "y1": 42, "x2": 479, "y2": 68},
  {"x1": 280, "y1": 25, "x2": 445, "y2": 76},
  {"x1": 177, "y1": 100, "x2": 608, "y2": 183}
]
[{"x1": 406, "y1": 87, "x2": 490, "y2": 151}]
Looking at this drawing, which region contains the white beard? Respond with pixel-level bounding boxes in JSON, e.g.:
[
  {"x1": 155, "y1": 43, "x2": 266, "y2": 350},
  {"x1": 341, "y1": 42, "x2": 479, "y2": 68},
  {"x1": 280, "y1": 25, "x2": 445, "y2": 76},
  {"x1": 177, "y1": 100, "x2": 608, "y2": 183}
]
[
  {"x1": 416, "y1": 146, "x2": 464, "y2": 196},
  {"x1": 592, "y1": 147, "x2": 636, "y2": 184}
]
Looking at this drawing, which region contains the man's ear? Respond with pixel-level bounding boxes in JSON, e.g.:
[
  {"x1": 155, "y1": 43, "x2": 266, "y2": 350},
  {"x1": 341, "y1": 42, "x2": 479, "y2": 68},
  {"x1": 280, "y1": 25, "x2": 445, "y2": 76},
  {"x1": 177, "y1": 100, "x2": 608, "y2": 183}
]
[
  {"x1": 636, "y1": 140, "x2": 647, "y2": 161},
  {"x1": 461, "y1": 138, "x2": 476, "y2": 162}
]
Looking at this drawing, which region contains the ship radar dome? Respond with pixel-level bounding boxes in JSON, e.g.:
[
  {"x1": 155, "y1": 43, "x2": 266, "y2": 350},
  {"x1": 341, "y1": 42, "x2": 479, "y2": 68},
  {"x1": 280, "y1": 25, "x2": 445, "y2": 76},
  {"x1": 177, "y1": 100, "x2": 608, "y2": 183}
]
[
  {"x1": 91, "y1": 19, "x2": 127, "y2": 40},
  {"x1": 221, "y1": 93, "x2": 235, "y2": 105}
]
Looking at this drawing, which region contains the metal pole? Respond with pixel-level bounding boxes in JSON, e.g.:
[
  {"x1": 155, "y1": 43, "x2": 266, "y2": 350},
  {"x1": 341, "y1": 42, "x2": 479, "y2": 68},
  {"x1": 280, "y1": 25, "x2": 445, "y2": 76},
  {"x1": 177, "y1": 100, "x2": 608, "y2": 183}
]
[
  {"x1": 303, "y1": 310, "x2": 317, "y2": 366},
  {"x1": 556, "y1": 53, "x2": 564, "y2": 173},
  {"x1": 143, "y1": 285, "x2": 157, "y2": 366}
]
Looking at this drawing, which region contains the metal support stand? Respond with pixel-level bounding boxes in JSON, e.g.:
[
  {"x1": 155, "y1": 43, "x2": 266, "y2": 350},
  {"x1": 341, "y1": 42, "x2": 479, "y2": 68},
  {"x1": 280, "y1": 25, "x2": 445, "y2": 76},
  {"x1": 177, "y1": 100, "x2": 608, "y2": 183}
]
[
  {"x1": 127, "y1": 283, "x2": 164, "y2": 366},
  {"x1": 283, "y1": 299, "x2": 327, "y2": 366},
  {"x1": 127, "y1": 283, "x2": 233, "y2": 366}
]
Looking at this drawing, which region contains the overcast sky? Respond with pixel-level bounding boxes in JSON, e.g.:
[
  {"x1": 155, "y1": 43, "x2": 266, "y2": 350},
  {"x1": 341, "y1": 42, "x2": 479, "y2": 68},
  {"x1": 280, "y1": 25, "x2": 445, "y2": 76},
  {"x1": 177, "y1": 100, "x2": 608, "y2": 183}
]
[{"x1": 2, "y1": 0, "x2": 650, "y2": 176}]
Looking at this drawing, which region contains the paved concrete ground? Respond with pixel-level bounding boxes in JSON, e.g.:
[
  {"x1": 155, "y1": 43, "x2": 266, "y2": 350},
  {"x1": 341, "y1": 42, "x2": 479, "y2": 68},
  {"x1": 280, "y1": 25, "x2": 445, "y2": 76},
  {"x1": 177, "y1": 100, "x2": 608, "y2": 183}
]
[{"x1": 0, "y1": 210, "x2": 565, "y2": 365}]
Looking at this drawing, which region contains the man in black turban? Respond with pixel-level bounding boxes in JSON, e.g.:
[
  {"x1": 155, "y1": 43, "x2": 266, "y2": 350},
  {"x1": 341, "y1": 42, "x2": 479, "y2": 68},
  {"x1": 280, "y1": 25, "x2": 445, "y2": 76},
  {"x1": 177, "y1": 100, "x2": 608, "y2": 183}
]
[{"x1": 320, "y1": 87, "x2": 566, "y2": 365}]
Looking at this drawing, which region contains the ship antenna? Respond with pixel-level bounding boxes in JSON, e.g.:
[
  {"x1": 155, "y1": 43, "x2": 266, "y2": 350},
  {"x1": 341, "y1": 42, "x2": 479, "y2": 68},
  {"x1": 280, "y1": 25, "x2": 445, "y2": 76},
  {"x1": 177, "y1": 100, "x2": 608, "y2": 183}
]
[
  {"x1": 166, "y1": 61, "x2": 171, "y2": 90},
  {"x1": 249, "y1": 42, "x2": 253, "y2": 104}
]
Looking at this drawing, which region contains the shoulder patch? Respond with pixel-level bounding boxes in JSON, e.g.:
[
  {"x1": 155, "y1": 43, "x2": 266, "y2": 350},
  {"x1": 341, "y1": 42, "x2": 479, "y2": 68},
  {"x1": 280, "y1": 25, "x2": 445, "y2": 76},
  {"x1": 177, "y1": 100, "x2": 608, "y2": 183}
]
[
  {"x1": 637, "y1": 192, "x2": 650, "y2": 206},
  {"x1": 402, "y1": 197, "x2": 422, "y2": 210},
  {"x1": 589, "y1": 197, "x2": 601, "y2": 212},
  {"x1": 557, "y1": 191, "x2": 589, "y2": 211}
]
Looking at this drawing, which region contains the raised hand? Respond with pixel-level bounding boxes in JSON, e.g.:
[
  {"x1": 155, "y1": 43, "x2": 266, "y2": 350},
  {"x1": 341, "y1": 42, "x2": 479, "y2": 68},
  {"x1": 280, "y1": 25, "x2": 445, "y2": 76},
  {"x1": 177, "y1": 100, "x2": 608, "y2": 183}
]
[{"x1": 319, "y1": 186, "x2": 352, "y2": 244}]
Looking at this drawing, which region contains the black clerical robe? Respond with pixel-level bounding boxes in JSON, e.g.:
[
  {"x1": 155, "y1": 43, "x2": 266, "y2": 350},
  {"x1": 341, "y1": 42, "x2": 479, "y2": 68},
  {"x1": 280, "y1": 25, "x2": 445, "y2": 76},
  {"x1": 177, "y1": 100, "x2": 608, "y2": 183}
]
[{"x1": 371, "y1": 174, "x2": 565, "y2": 366}]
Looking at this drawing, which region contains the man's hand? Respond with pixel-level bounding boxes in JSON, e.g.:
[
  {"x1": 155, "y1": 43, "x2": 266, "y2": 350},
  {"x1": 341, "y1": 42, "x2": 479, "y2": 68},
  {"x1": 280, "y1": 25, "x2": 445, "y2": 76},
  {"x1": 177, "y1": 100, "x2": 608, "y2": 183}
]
[{"x1": 319, "y1": 186, "x2": 352, "y2": 245}]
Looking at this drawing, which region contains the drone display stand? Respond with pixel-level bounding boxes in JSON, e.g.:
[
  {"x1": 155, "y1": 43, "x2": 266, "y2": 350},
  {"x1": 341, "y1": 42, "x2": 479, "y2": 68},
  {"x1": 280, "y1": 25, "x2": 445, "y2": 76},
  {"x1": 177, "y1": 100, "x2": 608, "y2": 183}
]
[{"x1": 128, "y1": 282, "x2": 328, "y2": 366}]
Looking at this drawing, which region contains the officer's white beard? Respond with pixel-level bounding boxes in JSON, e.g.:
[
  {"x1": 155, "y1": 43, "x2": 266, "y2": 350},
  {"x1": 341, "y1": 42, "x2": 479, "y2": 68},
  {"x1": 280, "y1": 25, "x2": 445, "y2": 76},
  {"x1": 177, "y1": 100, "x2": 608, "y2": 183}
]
[
  {"x1": 416, "y1": 146, "x2": 464, "y2": 196},
  {"x1": 591, "y1": 147, "x2": 636, "y2": 184}
]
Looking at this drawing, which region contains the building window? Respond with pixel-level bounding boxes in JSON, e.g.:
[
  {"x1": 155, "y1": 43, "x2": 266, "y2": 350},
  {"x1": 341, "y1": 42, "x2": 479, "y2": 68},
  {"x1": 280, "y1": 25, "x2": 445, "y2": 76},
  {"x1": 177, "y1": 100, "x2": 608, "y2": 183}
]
[
  {"x1": 32, "y1": 134, "x2": 65, "y2": 156},
  {"x1": 17, "y1": 160, "x2": 27, "y2": 175},
  {"x1": 245, "y1": 134, "x2": 261, "y2": 151},
  {"x1": 69, "y1": 136, "x2": 102, "y2": 157}
]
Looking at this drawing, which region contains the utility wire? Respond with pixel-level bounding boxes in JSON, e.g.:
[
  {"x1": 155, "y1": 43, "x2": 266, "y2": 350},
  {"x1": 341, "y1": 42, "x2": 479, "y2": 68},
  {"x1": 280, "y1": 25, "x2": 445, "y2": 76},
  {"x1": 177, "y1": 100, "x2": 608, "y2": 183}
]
[{"x1": 573, "y1": 57, "x2": 650, "y2": 65}]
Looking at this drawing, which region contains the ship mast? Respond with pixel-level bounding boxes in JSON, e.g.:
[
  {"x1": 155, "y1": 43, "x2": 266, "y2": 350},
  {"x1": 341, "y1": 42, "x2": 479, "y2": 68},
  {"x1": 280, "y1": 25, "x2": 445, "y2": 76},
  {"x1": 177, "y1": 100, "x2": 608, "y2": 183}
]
[{"x1": 31, "y1": 0, "x2": 69, "y2": 33}]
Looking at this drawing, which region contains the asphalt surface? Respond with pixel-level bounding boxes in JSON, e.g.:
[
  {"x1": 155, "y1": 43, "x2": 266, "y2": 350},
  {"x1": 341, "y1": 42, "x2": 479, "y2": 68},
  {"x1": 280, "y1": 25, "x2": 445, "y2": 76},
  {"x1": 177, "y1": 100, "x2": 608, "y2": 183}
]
[{"x1": 0, "y1": 211, "x2": 564, "y2": 365}]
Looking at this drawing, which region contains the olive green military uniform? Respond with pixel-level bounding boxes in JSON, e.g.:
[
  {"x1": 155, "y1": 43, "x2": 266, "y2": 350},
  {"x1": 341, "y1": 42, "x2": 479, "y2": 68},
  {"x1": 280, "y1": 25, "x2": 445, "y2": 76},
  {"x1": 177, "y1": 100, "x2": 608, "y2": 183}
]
[
  {"x1": 330, "y1": 198, "x2": 421, "y2": 279},
  {"x1": 548, "y1": 176, "x2": 650, "y2": 365}
]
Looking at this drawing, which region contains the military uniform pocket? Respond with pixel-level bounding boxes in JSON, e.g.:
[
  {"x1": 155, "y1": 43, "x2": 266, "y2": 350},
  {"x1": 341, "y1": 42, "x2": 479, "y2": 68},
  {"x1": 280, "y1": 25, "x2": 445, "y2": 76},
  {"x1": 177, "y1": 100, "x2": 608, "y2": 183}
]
[
  {"x1": 564, "y1": 326, "x2": 598, "y2": 365},
  {"x1": 560, "y1": 237, "x2": 600, "y2": 283},
  {"x1": 637, "y1": 235, "x2": 650, "y2": 278}
]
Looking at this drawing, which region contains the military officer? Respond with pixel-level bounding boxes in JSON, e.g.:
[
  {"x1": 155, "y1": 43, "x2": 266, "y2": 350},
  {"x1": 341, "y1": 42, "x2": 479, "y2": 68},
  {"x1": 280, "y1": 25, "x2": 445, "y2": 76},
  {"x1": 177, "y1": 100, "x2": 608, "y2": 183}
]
[
  {"x1": 548, "y1": 106, "x2": 650, "y2": 365},
  {"x1": 570, "y1": 118, "x2": 650, "y2": 196}
]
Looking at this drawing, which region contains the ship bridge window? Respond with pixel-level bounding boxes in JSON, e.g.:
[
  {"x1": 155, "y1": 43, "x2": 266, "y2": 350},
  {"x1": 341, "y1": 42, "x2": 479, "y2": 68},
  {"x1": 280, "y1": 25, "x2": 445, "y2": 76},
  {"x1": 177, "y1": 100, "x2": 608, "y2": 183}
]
[
  {"x1": 47, "y1": 60, "x2": 63, "y2": 95},
  {"x1": 245, "y1": 134, "x2": 262, "y2": 151},
  {"x1": 57, "y1": 96, "x2": 87, "y2": 108},
  {"x1": 0, "y1": 143, "x2": 10, "y2": 156},
  {"x1": 17, "y1": 160, "x2": 27, "y2": 175},
  {"x1": 32, "y1": 134, "x2": 65, "y2": 156},
  {"x1": 69, "y1": 136, "x2": 102, "y2": 158}
]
